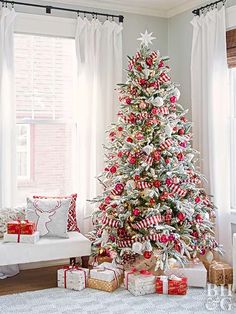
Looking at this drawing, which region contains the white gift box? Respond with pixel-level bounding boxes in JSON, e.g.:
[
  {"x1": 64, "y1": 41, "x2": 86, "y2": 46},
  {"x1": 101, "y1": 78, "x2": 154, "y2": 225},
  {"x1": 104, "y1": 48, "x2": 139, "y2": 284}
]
[
  {"x1": 165, "y1": 261, "x2": 207, "y2": 288},
  {"x1": 3, "y1": 231, "x2": 40, "y2": 244},
  {"x1": 125, "y1": 270, "x2": 156, "y2": 296},
  {"x1": 90, "y1": 262, "x2": 123, "y2": 282},
  {"x1": 57, "y1": 267, "x2": 89, "y2": 291}
]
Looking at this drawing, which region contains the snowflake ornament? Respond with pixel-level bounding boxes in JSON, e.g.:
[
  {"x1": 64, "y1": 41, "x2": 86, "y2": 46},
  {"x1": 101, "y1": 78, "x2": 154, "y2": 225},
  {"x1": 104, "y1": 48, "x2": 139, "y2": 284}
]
[{"x1": 137, "y1": 30, "x2": 156, "y2": 47}]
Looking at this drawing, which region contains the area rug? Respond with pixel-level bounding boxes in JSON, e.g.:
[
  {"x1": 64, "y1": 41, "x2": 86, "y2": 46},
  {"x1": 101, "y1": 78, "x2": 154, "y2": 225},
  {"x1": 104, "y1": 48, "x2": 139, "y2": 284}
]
[{"x1": 0, "y1": 287, "x2": 235, "y2": 314}]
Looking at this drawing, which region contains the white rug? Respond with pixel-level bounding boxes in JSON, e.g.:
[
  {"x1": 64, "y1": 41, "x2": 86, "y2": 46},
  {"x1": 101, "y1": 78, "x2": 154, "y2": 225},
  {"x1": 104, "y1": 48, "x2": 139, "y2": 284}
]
[{"x1": 0, "y1": 287, "x2": 235, "y2": 314}]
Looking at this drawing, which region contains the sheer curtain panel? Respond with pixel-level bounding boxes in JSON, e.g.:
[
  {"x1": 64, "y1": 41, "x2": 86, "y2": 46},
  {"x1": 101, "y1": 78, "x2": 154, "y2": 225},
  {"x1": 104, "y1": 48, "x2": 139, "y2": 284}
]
[
  {"x1": 191, "y1": 7, "x2": 231, "y2": 263},
  {"x1": 74, "y1": 18, "x2": 123, "y2": 233}
]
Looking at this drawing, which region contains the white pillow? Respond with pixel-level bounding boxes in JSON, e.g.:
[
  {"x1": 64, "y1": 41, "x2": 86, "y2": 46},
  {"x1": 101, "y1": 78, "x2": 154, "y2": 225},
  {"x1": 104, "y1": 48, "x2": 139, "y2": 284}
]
[
  {"x1": 0, "y1": 206, "x2": 25, "y2": 238},
  {"x1": 26, "y1": 198, "x2": 71, "y2": 238}
]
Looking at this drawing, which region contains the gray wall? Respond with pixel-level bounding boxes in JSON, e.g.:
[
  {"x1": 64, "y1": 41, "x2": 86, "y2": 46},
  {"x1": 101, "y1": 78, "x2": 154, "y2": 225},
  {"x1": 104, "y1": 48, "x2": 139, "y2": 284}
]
[
  {"x1": 13, "y1": 0, "x2": 168, "y2": 78},
  {"x1": 168, "y1": 0, "x2": 236, "y2": 119}
]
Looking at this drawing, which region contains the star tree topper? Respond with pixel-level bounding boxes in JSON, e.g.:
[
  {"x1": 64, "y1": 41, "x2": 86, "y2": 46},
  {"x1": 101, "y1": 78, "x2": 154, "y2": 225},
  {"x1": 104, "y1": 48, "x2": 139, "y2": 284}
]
[{"x1": 137, "y1": 30, "x2": 156, "y2": 47}]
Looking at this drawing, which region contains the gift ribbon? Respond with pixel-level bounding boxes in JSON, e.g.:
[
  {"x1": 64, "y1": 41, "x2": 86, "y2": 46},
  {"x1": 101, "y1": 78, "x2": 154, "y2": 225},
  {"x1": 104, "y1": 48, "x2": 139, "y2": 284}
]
[
  {"x1": 209, "y1": 261, "x2": 229, "y2": 285},
  {"x1": 125, "y1": 268, "x2": 152, "y2": 289},
  {"x1": 63, "y1": 266, "x2": 87, "y2": 289},
  {"x1": 9, "y1": 220, "x2": 32, "y2": 242},
  {"x1": 93, "y1": 266, "x2": 120, "y2": 288},
  {"x1": 158, "y1": 275, "x2": 182, "y2": 294}
]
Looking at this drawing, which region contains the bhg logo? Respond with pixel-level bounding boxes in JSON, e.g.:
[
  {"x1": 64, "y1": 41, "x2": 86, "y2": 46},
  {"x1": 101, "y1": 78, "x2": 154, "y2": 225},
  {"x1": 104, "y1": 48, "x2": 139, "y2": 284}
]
[{"x1": 205, "y1": 284, "x2": 233, "y2": 311}]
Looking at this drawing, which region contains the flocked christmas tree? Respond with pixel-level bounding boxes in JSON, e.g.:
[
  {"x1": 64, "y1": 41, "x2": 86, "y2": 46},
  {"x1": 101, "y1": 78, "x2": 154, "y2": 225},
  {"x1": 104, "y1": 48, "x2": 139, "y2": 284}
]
[{"x1": 89, "y1": 31, "x2": 221, "y2": 270}]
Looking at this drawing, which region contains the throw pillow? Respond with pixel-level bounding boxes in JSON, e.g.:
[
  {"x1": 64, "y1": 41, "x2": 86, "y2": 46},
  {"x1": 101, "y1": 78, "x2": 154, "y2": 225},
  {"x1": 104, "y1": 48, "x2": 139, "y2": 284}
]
[
  {"x1": 0, "y1": 206, "x2": 25, "y2": 238},
  {"x1": 33, "y1": 194, "x2": 80, "y2": 232},
  {"x1": 26, "y1": 198, "x2": 71, "y2": 238}
]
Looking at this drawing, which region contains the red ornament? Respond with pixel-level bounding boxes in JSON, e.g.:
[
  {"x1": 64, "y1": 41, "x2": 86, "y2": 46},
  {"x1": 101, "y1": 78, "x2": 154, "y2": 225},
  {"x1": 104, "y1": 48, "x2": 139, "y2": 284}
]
[
  {"x1": 168, "y1": 234, "x2": 175, "y2": 241},
  {"x1": 117, "y1": 151, "x2": 123, "y2": 158},
  {"x1": 180, "y1": 141, "x2": 187, "y2": 148},
  {"x1": 166, "y1": 178, "x2": 172, "y2": 186},
  {"x1": 196, "y1": 214, "x2": 203, "y2": 222},
  {"x1": 115, "y1": 183, "x2": 124, "y2": 193},
  {"x1": 139, "y1": 78, "x2": 146, "y2": 86},
  {"x1": 126, "y1": 97, "x2": 132, "y2": 105},
  {"x1": 134, "y1": 175, "x2": 140, "y2": 181},
  {"x1": 143, "y1": 251, "x2": 152, "y2": 259},
  {"x1": 104, "y1": 196, "x2": 111, "y2": 205},
  {"x1": 170, "y1": 96, "x2": 177, "y2": 103},
  {"x1": 160, "y1": 234, "x2": 168, "y2": 243},
  {"x1": 178, "y1": 129, "x2": 185, "y2": 135},
  {"x1": 133, "y1": 208, "x2": 140, "y2": 216},
  {"x1": 153, "y1": 151, "x2": 161, "y2": 161},
  {"x1": 129, "y1": 157, "x2": 136, "y2": 164},
  {"x1": 151, "y1": 107, "x2": 159, "y2": 115},
  {"x1": 110, "y1": 166, "x2": 117, "y2": 174},
  {"x1": 118, "y1": 126, "x2": 123, "y2": 132},
  {"x1": 126, "y1": 137, "x2": 133, "y2": 143},
  {"x1": 177, "y1": 212, "x2": 185, "y2": 221},
  {"x1": 153, "y1": 180, "x2": 161, "y2": 188},
  {"x1": 177, "y1": 153, "x2": 184, "y2": 161},
  {"x1": 137, "y1": 65, "x2": 143, "y2": 72},
  {"x1": 165, "y1": 158, "x2": 170, "y2": 164},
  {"x1": 146, "y1": 57, "x2": 153, "y2": 66},
  {"x1": 195, "y1": 196, "x2": 201, "y2": 203}
]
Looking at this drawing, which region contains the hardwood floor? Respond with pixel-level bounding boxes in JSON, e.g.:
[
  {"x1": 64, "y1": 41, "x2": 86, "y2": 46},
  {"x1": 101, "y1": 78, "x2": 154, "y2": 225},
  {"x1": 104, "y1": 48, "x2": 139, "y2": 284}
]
[{"x1": 0, "y1": 266, "x2": 60, "y2": 296}]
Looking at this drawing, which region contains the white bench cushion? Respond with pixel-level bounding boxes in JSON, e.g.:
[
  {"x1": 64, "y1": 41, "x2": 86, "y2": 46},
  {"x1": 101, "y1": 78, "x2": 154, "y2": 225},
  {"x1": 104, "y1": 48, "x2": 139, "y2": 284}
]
[{"x1": 0, "y1": 232, "x2": 91, "y2": 266}]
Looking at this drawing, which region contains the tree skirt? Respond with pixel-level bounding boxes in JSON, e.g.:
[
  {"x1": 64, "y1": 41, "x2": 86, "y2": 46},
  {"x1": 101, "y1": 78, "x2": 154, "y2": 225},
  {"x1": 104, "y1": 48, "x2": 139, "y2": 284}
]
[{"x1": 0, "y1": 287, "x2": 235, "y2": 314}]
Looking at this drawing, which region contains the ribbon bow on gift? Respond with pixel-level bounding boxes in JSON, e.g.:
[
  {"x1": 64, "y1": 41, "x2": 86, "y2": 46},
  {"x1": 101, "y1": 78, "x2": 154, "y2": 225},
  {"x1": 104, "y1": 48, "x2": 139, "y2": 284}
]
[
  {"x1": 158, "y1": 275, "x2": 183, "y2": 294},
  {"x1": 125, "y1": 268, "x2": 152, "y2": 289},
  {"x1": 93, "y1": 264, "x2": 121, "y2": 288},
  {"x1": 14, "y1": 220, "x2": 30, "y2": 243},
  {"x1": 63, "y1": 265, "x2": 87, "y2": 289}
]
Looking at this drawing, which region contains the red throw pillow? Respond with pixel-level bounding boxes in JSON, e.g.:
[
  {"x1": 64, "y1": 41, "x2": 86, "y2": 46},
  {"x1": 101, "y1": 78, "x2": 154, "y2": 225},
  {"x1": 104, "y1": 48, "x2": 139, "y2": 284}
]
[{"x1": 33, "y1": 193, "x2": 80, "y2": 232}]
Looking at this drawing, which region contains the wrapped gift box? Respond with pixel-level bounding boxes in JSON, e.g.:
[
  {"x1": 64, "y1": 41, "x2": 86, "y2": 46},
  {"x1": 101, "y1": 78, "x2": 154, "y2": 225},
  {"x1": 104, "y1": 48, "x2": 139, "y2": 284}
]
[
  {"x1": 7, "y1": 220, "x2": 36, "y2": 235},
  {"x1": 165, "y1": 261, "x2": 207, "y2": 288},
  {"x1": 88, "y1": 262, "x2": 123, "y2": 292},
  {"x1": 156, "y1": 275, "x2": 187, "y2": 295},
  {"x1": 3, "y1": 231, "x2": 39, "y2": 244},
  {"x1": 57, "y1": 266, "x2": 89, "y2": 291},
  {"x1": 125, "y1": 269, "x2": 156, "y2": 296},
  {"x1": 209, "y1": 261, "x2": 233, "y2": 285}
]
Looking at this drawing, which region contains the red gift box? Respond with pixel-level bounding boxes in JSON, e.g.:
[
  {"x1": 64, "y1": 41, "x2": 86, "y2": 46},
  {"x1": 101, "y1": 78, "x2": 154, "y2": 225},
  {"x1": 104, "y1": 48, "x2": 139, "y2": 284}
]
[
  {"x1": 7, "y1": 220, "x2": 36, "y2": 235},
  {"x1": 156, "y1": 275, "x2": 187, "y2": 295}
]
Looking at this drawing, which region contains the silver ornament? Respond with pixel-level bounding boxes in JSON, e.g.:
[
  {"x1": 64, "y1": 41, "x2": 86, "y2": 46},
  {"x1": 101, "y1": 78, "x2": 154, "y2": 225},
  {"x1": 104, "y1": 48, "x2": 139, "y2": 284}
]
[
  {"x1": 153, "y1": 96, "x2": 164, "y2": 107},
  {"x1": 132, "y1": 242, "x2": 143, "y2": 254}
]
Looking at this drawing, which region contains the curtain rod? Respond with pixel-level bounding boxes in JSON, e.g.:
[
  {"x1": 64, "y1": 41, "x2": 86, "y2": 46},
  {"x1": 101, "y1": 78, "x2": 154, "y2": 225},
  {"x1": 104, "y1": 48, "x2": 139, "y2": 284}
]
[
  {"x1": 0, "y1": 0, "x2": 124, "y2": 22},
  {"x1": 192, "y1": 0, "x2": 226, "y2": 16}
]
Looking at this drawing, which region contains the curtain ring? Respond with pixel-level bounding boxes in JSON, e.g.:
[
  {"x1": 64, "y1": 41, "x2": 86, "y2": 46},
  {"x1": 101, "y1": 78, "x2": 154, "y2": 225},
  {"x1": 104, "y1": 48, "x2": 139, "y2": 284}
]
[
  {"x1": 11, "y1": 1, "x2": 14, "y2": 8},
  {"x1": 77, "y1": 11, "x2": 80, "y2": 17},
  {"x1": 106, "y1": 15, "x2": 109, "y2": 20}
]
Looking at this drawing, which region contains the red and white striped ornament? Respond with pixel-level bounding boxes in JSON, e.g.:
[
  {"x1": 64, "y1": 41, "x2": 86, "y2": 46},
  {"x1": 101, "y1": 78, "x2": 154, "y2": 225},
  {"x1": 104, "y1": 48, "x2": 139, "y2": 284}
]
[
  {"x1": 136, "y1": 181, "x2": 153, "y2": 189},
  {"x1": 158, "y1": 72, "x2": 170, "y2": 84},
  {"x1": 169, "y1": 184, "x2": 187, "y2": 197},
  {"x1": 160, "y1": 139, "x2": 173, "y2": 151},
  {"x1": 102, "y1": 216, "x2": 120, "y2": 228},
  {"x1": 131, "y1": 214, "x2": 162, "y2": 229}
]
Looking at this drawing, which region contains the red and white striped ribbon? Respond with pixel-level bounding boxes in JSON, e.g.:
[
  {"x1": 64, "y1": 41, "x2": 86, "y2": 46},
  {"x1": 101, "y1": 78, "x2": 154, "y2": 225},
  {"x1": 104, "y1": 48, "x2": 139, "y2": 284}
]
[
  {"x1": 131, "y1": 214, "x2": 162, "y2": 229},
  {"x1": 110, "y1": 184, "x2": 124, "y2": 196},
  {"x1": 158, "y1": 107, "x2": 169, "y2": 115},
  {"x1": 142, "y1": 155, "x2": 154, "y2": 166},
  {"x1": 102, "y1": 216, "x2": 120, "y2": 228},
  {"x1": 150, "y1": 51, "x2": 158, "y2": 60},
  {"x1": 203, "y1": 197, "x2": 211, "y2": 206},
  {"x1": 136, "y1": 181, "x2": 153, "y2": 189},
  {"x1": 182, "y1": 178, "x2": 201, "y2": 185},
  {"x1": 117, "y1": 234, "x2": 161, "y2": 248},
  {"x1": 169, "y1": 184, "x2": 187, "y2": 197},
  {"x1": 158, "y1": 72, "x2": 170, "y2": 84},
  {"x1": 160, "y1": 139, "x2": 173, "y2": 151}
]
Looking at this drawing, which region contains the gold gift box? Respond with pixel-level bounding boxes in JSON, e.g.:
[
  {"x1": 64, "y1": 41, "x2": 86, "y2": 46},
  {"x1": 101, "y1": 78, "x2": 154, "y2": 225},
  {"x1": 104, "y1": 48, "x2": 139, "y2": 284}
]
[
  {"x1": 88, "y1": 275, "x2": 123, "y2": 292},
  {"x1": 209, "y1": 261, "x2": 233, "y2": 285}
]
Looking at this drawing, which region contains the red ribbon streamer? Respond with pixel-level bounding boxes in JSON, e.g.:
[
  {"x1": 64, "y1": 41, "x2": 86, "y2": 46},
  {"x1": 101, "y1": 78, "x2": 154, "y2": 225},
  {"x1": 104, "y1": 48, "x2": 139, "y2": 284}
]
[
  {"x1": 63, "y1": 266, "x2": 87, "y2": 289},
  {"x1": 125, "y1": 268, "x2": 152, "y2": 289}
]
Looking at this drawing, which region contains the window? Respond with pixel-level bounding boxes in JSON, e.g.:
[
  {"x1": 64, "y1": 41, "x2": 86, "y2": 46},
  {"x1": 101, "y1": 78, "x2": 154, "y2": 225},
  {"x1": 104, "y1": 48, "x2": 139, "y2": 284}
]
[{"x1": 15, "y1": 33, "x2": 77, "y2": 203}]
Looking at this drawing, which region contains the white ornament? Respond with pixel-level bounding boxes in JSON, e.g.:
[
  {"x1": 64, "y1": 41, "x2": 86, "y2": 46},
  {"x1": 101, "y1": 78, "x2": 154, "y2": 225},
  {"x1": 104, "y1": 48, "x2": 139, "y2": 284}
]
[
  {"x1": 153, "y1": 96, "x2": 164, "y2": 107},
  {"x1": 137, "y1": 30, "x2": 156, "y2": 47},
  {"x1": 173, "y1": 87, "x2": 181, "y2": 100},
  {"x1": 126, "y1": 180, "x2": 136, "y2": 189},
  {"x1": 132, "y1": 242, "x2": 143, "y2": 254},
  {"x1": 165, "y1": 124, "x2": 172, "y2": 137},
  {"x1": 142, "y1": 144, "x2": 153, "y2": 155}
]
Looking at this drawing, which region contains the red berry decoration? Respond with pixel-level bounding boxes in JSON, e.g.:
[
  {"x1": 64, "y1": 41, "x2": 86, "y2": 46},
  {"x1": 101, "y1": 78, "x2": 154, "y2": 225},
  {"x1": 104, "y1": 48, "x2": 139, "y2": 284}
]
[
  {"x1": 158, "y1": 60, "x2": 164, "y2": 68},
  {"x1": 126, "y1": 97, "x2": 132, "y2": 105},
  {"x1": 177, "y1": 212, "x2": 185, "y2": 221},
  {"x1": 168, "y1": 234, "x2": 175, "y2": 241},
  {"x1": 151, "y1": 107, "x2": 158, "y2": 115},
  {"x1": 153, "y1": 151, "x2": 161, "y2": 161},
  {"x1": 104, "y1": 196, "x2": 111, "y2": 204},
  {"x1": 153, "y1": 180, "x2": 161, "y2": 188},
  {"x1": 160, "y1": 234, "x2": 168, "y2": 243},
  {"x1": 118, "y1": 126, "x2": 123, "y2": 132},
  {"x1": 129, "y1": 157, "x2": 136, "y2": 164},
  {"x1": 126, "y1": 137, "x2": 133, "y2": 143},
  {"x1": 134, "y1": 175, "x2": 140, "y2": 181},
  {"x1": 196, "y1": 214, "x2": 203, "y2": 222},
  {"x1": 165, "y1": 178, "x2": 172, "y2": 186},
  {"x1": 150, "y1": 198, "x2": 156, "y2": 205},
  {"x1": 117, "y1": 151, "x2": 123, "y2": 158},
  {"x1": 177, "y1": 153, "x2": 184, "y2": 161},
  {"x1": 170, "y1": 96, "x2": 177, "y2": 103},
  {"x1": 143, "y1": 251, "x2": 152, "y2": 259},
  {"x1": 195, "y1": 196, "x2": 201, "y2": 203},
  {"x1": 165, "y1": 158, "x2": 170, "y2": 164},
  {"x1": 136, "y1": 65, "x2": 142, "y2": 72},
  {"x1": 110, "y1": 166, "x2": 117, "y2": 174},
  {"x1": 178, "y1": 129, "x2": 185, "y2": 135},
  {"x1": 146, "y1": 57, "x2": 153, "y2": 66},
  {"x1": 139, "y1": 78, "x2": 146, "y2": 85},
  {"x1": 133, "y1": 208, "x2": 140, "y2": 216}
]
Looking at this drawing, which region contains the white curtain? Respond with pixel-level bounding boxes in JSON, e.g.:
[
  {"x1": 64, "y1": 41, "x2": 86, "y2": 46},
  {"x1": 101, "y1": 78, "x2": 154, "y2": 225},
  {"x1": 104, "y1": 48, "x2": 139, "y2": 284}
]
[
  {"x1": 191, "y1": 7, "x2": 231, "y2": 263},
  {"x1": 74, "y1": 18, "x2": 123, "y2": 233},
  {"x1": 0, "y1": 7, "x2": 17, "y2": 208},
  {"x1": 0, "y1": 7, "x2": 19, "y2": 279}
]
